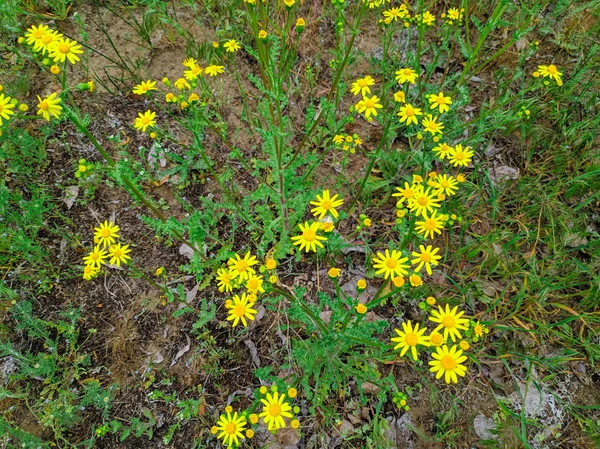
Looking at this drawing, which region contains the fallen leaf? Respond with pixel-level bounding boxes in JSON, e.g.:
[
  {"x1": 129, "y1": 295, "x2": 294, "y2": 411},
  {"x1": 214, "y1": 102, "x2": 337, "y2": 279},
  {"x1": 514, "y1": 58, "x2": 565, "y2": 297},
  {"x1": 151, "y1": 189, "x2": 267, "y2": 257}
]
[
  {"x1": 63, "y1": 186, "x2": 79, "y2": 209},
  {"x1": 170, "y1": 335, "x2": 191, "y2": 367}
]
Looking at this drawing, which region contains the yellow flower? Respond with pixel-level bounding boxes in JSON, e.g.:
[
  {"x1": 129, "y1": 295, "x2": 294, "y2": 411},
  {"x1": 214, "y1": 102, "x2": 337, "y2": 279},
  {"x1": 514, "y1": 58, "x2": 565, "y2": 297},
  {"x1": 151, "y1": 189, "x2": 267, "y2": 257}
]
[
  {"x1": 321, "y1": 221, "x2": 335, "y2": 232},
  {"x1": 328, "y1": 267, "x2": 341, "y2": 278},
  {"x1": 429, "y1": 331, "x2": 444, "y2": 346},
  {"x1": 392, "y1": 181, "x2": 417, "y2": 204},
  {"x1": 296, "y1": 18, "x2": 305, "y2": 28},
  {"x1": 363, "y1": 218, "x2": 372, "y2": 227},
  {"x1": 409, "y1": 274, "x2": 423, "y2": 286},
  {"x1": 226, "y1": 293, "x2": 258, "y2": 327},
  {"x1": 291, "y1": 419, "x2": 300, "y2": 429},
  {"x1": 25, "y1": 24, "x2": 49, "y2": 47},
  {"x1": 392, "y1": 276, "x2": 405, "y2": 287},
  {"x1": 355, "y1": 303, "x2": 367, "y2": 314},
  {"x1": 459, "y1": 340, "x2": 470, "y2": 351},
  {"x1": 82, "y1": 265, "x2": 99, "y2": 281},
  {"x1": 18, "y1": 103, "x2": 28, "y2": 112},
  {"x1": 421, "y1": 11, "x2": 436, "y2": 26},
  {"x1": 269, "y1": 275, "x2": 278, "y2": 284},
  {"x1": 393, "y1": 91, "x2": 405, "y2": 103},
  {"x1": 456, "y1": 173, "x2": 466, "y2": 183},
  {"x1": 350, "y1": 75, "x2": 375, "y2": 96},
  {"x1": 411, "y1": 245, "x2": 442, "y2": 275},
  {"x1": 357, "y1": 279, "x2": 367, "y2": 290},
  {"x1": 258, "y1": 30, "x2": 268, "y2": 39},
  {"x1": 372, "y1": 249, "x2": 409, "y2": 279},
  {"x1": 395, "y1": 67, "x2": 418, "y2": 84},
  {"x1": 223, "y1": 39, "x2": 241, "y2": 53},
  {"x1": 165, "y1": 93, "x2": 178, "y2": 103},
  {"x1": 291, "y1": 221, "x2": 327, "y2": 252},
  {"x1": 188, "y1": 93, "x2": 199, "y2": 102},
  {"x1": 184, "y1": 63, "x2": 203, "y2": 81},
  {"x1": 37, "y1": 92, "x2": 62, "y2": 121},
  {"x1": 415, "y1": 211, "x2": 445, "y2": 239},
  {"x1": 409, "y1": 186, "x2": 441, "y2": 217},
  {"x1": 537, "y1": 64, "x2": 563, "y2": 84},
  {"x1": 94, "y1": 220, "x2": 120, "y2": 248},
  {"x1": 48, "y1": 37, "x2": 83, "y2": 64},
  {"x1": 429, "y1": 345, "x2": 468, "y2": 384},
  {"x1": 215, "y1": 411, "x2": 247, "y2": 446},
  {"x1": 284, "y1": 0, "x2": 296, "y2": 6},
  {"x1": 391, "y1": 320, "x2": 430, "y2": 360},
  {"x1": 83, "y1": 246, "x2": 108, "y2": 269},
  {"x1": 249, "y1": 413, "x2": 259, "y2": 424},
  {"x1": 310, "y1": 189, "x2": 344, "y2": 219},
  {"x1": 428, "y1": 92, "x2": 452, "y2": 113},
  {"x1": 265, "y1": 258, "x2": 277, "y2": 270},
  {"x1": 155, "y1": 267, "x2": 165, "y2": 276},
  {"x1": 287, "y1": 387, "x2": 297, "y2": 398},
  {"x1": 447, "y1": 144, "x2": 474, "y2": 167},
  {"x1": 50, "y1": 65, "x2": 61, "y2": 75},
  {"x1": 332, "y1": 135, "x2": 344, "y2": 144},
  {"x1": 473, "y1": 321, "x2": 488, "y2": 338},
  {"x1": 246, "y1": 429, "x2": 255, "y2": 438},
  {"x1": 133, "y1": 110, "x2": 156, "y2": 132},
  {"x1": 35, "y1": 29, "x2": 62, "y2": 54},
  {"x1": 435, "y1": 174, "x2": 459, "y2": 196},
  {"x1": 383, "y1": 7, "x2": 409, "y2": 22},
  {"x1": 108, "y1": 243, "x2": 131, "y2": 267},
  {"x1": 182, "y1": 58, "x2": 197, "y2": 68},
  {"x1": 397, "y1": 103, "x2": 422, "y2": 125},
  {"x1": 246, "y1": 275, "x2": 265, "y2": 295},
  {"x1": 431, "y1": 142, "x2": 453, "y2": 160},
  {"x1": 259, "y1": 392, "x2": 293, "y2": 431},
  {"x1": 216, "y1": 268, "x2": 235, "y2": 292},
  {"x1": 421, "y1": 115, "x2": 444, "y2": 135},
  {"x1": 0, "y1": 94, "x2": 16, "y2": 126},
  {"x1": 429, "y1": 304, "x2": 469, "y2": 342},
  {"x1": 227, "y1": 252, "x2": 258, "y2": 282},
  {"x1": 132, "y1": 80, "x2": 157, "y2": 95},
  {"x1": 205, "y1": 65, "x2": 225, "y2": 77},
  {"x1": 426, "y1": 296, "x2": 436, "y2": 306},
  {"x1": 174, "y1": 78, "x2": 191, "y2": 90},
  {"x1": 355, "y1": 95, "x2": 383, "y2": 119}
]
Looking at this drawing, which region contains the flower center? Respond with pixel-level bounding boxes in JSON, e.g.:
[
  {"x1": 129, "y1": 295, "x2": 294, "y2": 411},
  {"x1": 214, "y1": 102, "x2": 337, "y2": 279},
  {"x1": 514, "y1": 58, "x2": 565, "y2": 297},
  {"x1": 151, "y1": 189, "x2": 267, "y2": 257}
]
[
  {"x1": 224, "y1": 422, "x2": 237, "y2": 434},
  {"x1": 425, "y1": 219, "x2": 437, "y2": 230},
  {"x1": 358, "y1": 79, "x2": 368, "y2": 87},
  {"x1": 442, "y1": 316, "x2": 455, "y2": 328},
  {"x1": 303, "y1": 229, "x2": 316, "y2": 242},
  {"x1": 102, "y1": 229, "x2": 111, "y2": 237},
  {"x1": 385, "y1": 258, "x2": 397, "y2": 269},
  {"x1": 141, "y1": 117, "x2": 151, "y2": 125},
  {"x1": 405, "y1": 333, "x2": 418, "y2": 346},
  {"x1": 420, "y1": 253, "x2": 431, "y2": 263},
  {"x1": 441, "y1": 355, "x2": 457, "y2": 370},
  {"x1": 59, "y1": 43, "x2": 70, "y2": 54},
  {"x1": 42, "y1": 34, "x2": 54, "y2": 44},
  {"x1": 321, "y1": 200, "x2": 333, "y2": 210},
  {"x1": 547, "y1": 65, "x2": 558, "y2": 75},
  {"x1": 403, "y1": 69, "x2": 412, "y2": 75},
  {"x1": 40, "y1": 101, "x2": 49, "y2": 111},
  {"x1": 113, "y1": 250, "x2": 122, "y2": 258},
  {"x1": 234, "y1": 303, "x2": 246, "y2": 318},
  {"x1": 405, "y1": 107, "x2": 414, "y2": 116},
  {"x1": 430, "y1": 333, "x2": 443, "y2": 345},
  {"x1": 248, "y1": 279, "x2": 258, "y2": 289},
  {"x1": 455, "y1": 152, "x2": 465, "y2": 160},
  {"x1": 417, "y1": 196, "x2": 428, "y2": 206},
  {"x1": 91, "y1": 253, "x2": 99, "y2": 260},
  {"x1": 268, "y1": 403, "x2": 281, "y2": 417},
  {"x1": 236, "y1": 261, "x2": 248, "y2": 272},
  {"x1": 441, "y1": 181, "x2": 449, "y2": 188},
  {"x1": 364, "y1": 99, "x2": 375, "y2": 108}
]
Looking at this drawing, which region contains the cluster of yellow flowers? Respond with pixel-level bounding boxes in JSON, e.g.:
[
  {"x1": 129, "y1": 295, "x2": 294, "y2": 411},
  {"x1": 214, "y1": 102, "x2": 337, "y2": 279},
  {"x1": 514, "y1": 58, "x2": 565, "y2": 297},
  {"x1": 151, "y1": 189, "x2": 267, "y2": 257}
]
[
  {"x1": 24, "y1": 24, "x2": 83, "y2": 64},
  {"x1": 391, "y1": 299, "x2": 488, "y2": 384},
  {"x1": 291, "y1": 190, "x2": 344, "y2": 252},
  {"x1": 332, "y1": 133, "x2": 363, "y2": 153},
  {"x1": 82, "y1": 221, "x2": 131, "y2": 280},
  {"x1": 211, "y1": 385, "x2": 300, "y2": 446},
  {"x1": 372, "y1": 2, "x2": 463, "y2": 28},
  {"x1": 215, "y1": 251, "x2": 278, "y2": 327}
]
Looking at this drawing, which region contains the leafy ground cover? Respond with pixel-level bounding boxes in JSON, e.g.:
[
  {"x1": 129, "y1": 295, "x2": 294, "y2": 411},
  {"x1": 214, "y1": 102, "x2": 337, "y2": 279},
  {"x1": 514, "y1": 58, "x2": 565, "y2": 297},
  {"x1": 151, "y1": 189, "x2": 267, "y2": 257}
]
[{"x1": 1, "y1": 0, "x2": 599, "y2": 448}]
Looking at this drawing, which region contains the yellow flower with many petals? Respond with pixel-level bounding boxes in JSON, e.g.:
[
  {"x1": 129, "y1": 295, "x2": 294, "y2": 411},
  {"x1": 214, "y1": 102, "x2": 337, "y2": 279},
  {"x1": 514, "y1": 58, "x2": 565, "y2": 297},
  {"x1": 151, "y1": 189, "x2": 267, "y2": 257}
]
[
  {"x1": 0, "y1": 94, "x2": 16, "y2": 126},
  {"x1": 174, "y1": 78, "x2": 191, "y2": 90},
  {"x1": 184, "y1": 63, "x2": 203, "y2": 81},
  {"x1": 259, "y1": 391, "x2": 293, "y2": 431},
  {"x1": 421, "y1": 114, "x2": 444, "y2": 135},
  {"x1": 431, "y1": 142, "x2": 453, "y2": 160},
  {"x1": 411, "y1": 245, "x2": 442, "y2": 275},
  {"x1": 134, "y1": 110, "x2": 156, "y2": 132},
  {"x1": 35, "y1": 29, "x2": 63, "y2": 54},
  {"x1": 25, "y1": 24, "x2": 49, "y2": 47},
  {"x1": 291, "y1": 221, "x2": 327, "y2": 252},
  {"x1": 429, "y1": 304, "x2": 469, "y2": 342},
  {"x1": 215, "y1": 411, "x2": 247, "y2": 447},
  {"x1": 83, "y1": 265, "x2": 99, "y2": 281},
  {"x1": 395, "y1": 67, "x2": 418, "y2": 84},
  {"x1": 48, "y1": 38, "x2": 83, "y2": 64},
  {"x1": 355, "y1": 95, "x2": 383, "y2": 119},
  {"x1": 226, "y1": 293, "x2": 258, "y2": 327},
  {"x1": 428, "y1": 92, "x2": 452, "y2": 113},
  {"x1": 447, "y1": 144, "x2": 474, "y2": 167},
  {"x1": 216, "y1": 268, "x2": 236, "y2": 293},
  {"x1": 132, "y1": 81, "x2": 158, "y2": 96},
  {"x1": 83, "y1": 246, "x2": 108, "y2": 269},
  {"x1": 227, "y1": 252, "x2": 258, "y2": 281},
  {"x1": 37, "y1": 93, "x2": 62, "y2": 121},
  {"x1": 372, "y1": 249, "x2": 409, "y2": 279},
  {"x1": 246, "y1": 275, "x2": 265, "y2": 295},
  {"x1": 94, "y1": 220, "x2": 120, "y2": 247},
  {"x1": 415, "y1": 211, "x2": 445, "y2": 239},
  {"x1": 108, "y1": 243, "x2": 131, "y2": 267},
  {"x1": 205, "y1": 65, "x2": 225, "y2": 77},
  {"x1": 310, "y1": 190, "x2": 344, "y2": 219},
  {"x1": 435, "y1": 174, "x2": 459, "y2": 196},
  {"x1": 537, "y1": 64, "x2": 563, "y2": 85},
  {"x1": 408, "y1": 186, "x2": 441, "y2": 217},
  {"x1": 258, "y1": 30, "x2": 268, "y2": 39},
  {"x1": 429, "y1": 345, "x2": 468, "y2": 384},
  {"x1": 397, "y1": 103, "x2": 422, "y2": 125},
  {"x1": 223, "y1": 39, "x2": 241, "y2": 53},
  {"x1": 350, "y1": 75, "x2": 375, "y2": 96},
  {"x1": 391, "y1": 320, "x2": 430, "y2": 360},
  {"x1": 393, "y1": 91, "x2": 405, "y2": 103}
]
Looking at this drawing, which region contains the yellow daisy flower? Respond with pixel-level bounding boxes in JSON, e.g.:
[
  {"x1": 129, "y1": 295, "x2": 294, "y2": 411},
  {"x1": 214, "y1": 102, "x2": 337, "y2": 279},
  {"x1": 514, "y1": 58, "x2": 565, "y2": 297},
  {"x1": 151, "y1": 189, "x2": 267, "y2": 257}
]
[
  {"x1": 291, "y1": 221, "x2": 327, "y2": 252},
  {"x1": 216, "y1": 268, "x2": 236, "y2": 293},
  {"x1": 429, "y1": 344, "x2": 468, "y2": 384},
  {"x1": 223, "y1": 39, "x2": 241, "y2": 53},
  {"x1": 428, "y1": 92, "x2": 452, "y2": 113},
  {"x1": 310, "y1": 189, "x2": 344, "y2": 219},
  {"x1": 355, "y1": 95, "x2": 383, "y2": 119},
  {"x1": 350, "y1": 75, "x2": 375, "y2": 96},
  {"x1": 411, "y1": 245, "x2": 442, "y2": 275},
  {"x1": 83, "y1": 246, "x2": 108, "y2": 269},
  {"x1": 132, "y1": 80, "x2": 157, "y2": 95},
  {"x1": 391, "y1": 320, "x2": 430, "y2": 360},
  {"x1": 227, "y1": 252, "x2": 258, "y2": 282},
  {"x1": 82, "y1": 265, "x2": 99, "y2": 281},
  {"x1": 408, "y1": 186, "x2": 441, "y2": 217},
  {"x1": 25, "y1": 24, "x2": 49, "y2": 47},
  {"x1": 421, "y1": 114, "x2": 444, "y2": 135},
  {"x1": 259, "y1": 391, "x2": 293, "y2": 431},
  {"x1": 537, "y1": 64, "x2": 563, "y2": 84},
  {"x1": 93, "y1": 220, "x2": 120, "y2": 248},
  {"x1": 205, "y1": 65, "x2": 225, "y2": 77},
  {"x1": 37, "y1": 93, "x2": 62, "y2": 121},
  {"x1": 184, "y1": 63, "x2": 203, "y2": 81},
  {"x1": 108, "y1": 243, "x2": 131, "y2": 267},
  {"x1": 246, "y1": 275, "x2": 265, "y2": 295},
  {"x1": 226, "y1": 293, "x2": 258, "y2": 327},
  {"x1": 133, "y1": 110, "x2": 156, "y2": 132},
  {"x1": 397, "y1": 103, "x2": 422, "y2": 125},
  {"x1": 48, "y1": 37, "x2": 83, "y2": 64},
  {"x1": 429, "y1": 304, "x2": 469, "y2": 342},
  {"x1": 395, "y1": 67, "x2": 418, "y2": 84},
  {"x1": 431, "y1": 142, "x2": 453, "y2": 160},
  {"x1": 0, "y1": 94, "x2": 16, "y2": 126},
  {"x1": 372, "y1": 249, "x2": 409, "y2": 279},
  {"x1": 415, "y1": 211, "x2": 445, "y2": 239},
  {"x1": 215, "y1": 411, "x2": 247, "y2": 446},
  {"x1": 447, "y1": 144, "x2": 474, "y2": 167},
  {"x1": 34, "y1": 29, "x2": 63, "y2": 54},
  {"x1": 435, "y1": 174, "x2": 459, "y2": 196}
]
